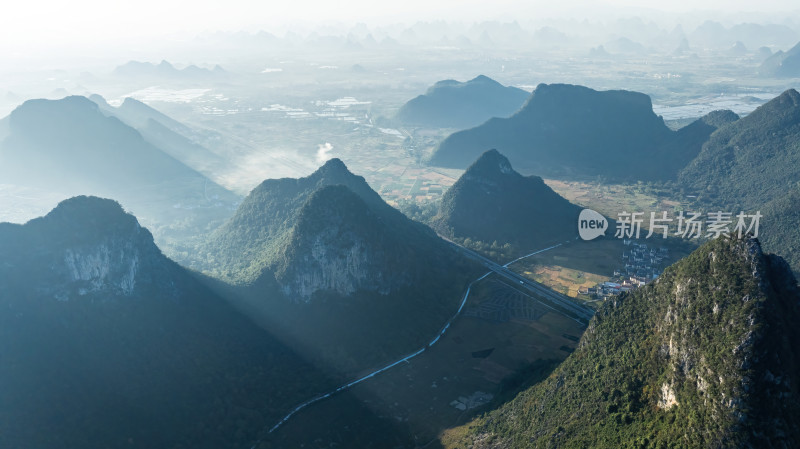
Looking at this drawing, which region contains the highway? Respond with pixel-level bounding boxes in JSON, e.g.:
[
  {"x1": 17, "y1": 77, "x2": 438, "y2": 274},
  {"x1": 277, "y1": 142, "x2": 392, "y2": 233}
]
[
  {"x1": 252, "y1": 240, "x2": 591, "y2": 443},
  {"x1": 442, "y1": 238, "x2": 595, "y2": 323}
]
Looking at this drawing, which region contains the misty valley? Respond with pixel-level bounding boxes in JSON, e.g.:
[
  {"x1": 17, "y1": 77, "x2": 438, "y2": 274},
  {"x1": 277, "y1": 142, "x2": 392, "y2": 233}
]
[{"x1": 2, "y1": 5, "x2": 800, "y2": 449}]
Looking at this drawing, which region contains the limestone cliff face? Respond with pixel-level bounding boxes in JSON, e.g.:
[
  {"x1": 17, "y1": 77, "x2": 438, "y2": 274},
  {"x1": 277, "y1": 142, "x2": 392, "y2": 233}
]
[
  {"x1": 274, "y1": 185, "x2": 409, "y2": 302},
  {"x1": 195, "y1": 160, "x2": 476, "y2": 376},
  {"x1": 447, "y1": 236, "x2": 800, "y2": 449},
  {"x1": 642, "y1": 238, "x2": 798, "y2": 430},
  {"x1": 61, "y1": 240, "x2": 140, "y2": 297},
  {"x1": 583, "y1": 237, "x2": 799, "y2": 443},
  {"x1": 1, "y1": 196, "x2": 176, "y2": 301},
  {"x1": 280, "y1": 234, "x2": 388, "y2": 301},
  {"x1": 202, "y1": 158, "x2": 448, "y2": 303}
]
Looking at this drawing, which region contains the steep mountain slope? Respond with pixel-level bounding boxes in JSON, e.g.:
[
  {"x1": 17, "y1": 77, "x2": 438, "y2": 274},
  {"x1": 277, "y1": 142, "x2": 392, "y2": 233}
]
[
  {"x1": 199, "y1": 159, "x2": 479, "y2": 374},
  {"x1": 90, "y1": 95, "x2": 227, "y2": 174},
  {"x1": 0, "y1": 196, "x2": 339, "y2": 449},
  {"x1": 90, "y1": 94, "x2": 187, "y2": 131},
  {"x1": 0, "y1": 95, "x2": 237, "y2": 247},
  {"x1": 678, "y1": 89, "x2": 800, "y2": 210},
  {"x1": 443, "y1": 236, "x2": 800, "y2": 448},
  {"x1": 432, "y1": 149, "x2": 582, "y2": 251},
  {"x1": 690, "y1": 20, "x2": 799, "y2": 51},
  {"x1": 200, "y1": 158, "x2": 395, "y2": 285},
  {"x1": 656, "y1": 109, "x2": 740, "y2": 174},
  {"x1": 430, "y1": 83, "x2": 722, "y2": 180},
  {"x1": 0, "y1": 115, "x2": 8, "y2": 140},
  {"x1": 759, "y1": 41, "x2": 800, "y2": 77},
  {"x1": 395, "y1": 75, "x2": 529, "y2": 129},
  {"x1": 1, "y1": 96, "x2": 195, "y2": 190},
  {"x1": 760, "y1": 187, "x2": 800, "y2": 276}
]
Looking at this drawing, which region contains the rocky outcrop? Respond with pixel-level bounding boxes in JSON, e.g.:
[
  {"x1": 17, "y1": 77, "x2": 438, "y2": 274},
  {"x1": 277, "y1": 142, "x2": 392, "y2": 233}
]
[
  {"x1": 276, "y1": 185, "x2": 410, "y2": 301},
  {"x1": 1, "y1": 196, "x2": 176, "y2": 301},
  {"x1": 443, "y1": 236, "x2": 800, "y2": 448}
]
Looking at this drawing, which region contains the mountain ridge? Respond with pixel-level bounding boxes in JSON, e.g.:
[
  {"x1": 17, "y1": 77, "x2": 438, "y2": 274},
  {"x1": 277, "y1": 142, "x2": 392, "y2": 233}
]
[
  {"x1": 430, "y1": 83, "x2": 731, "y2": 180},
  {"x1": 0, "y1": 95, "x2": 238, "y2": 251},
  {"x1": 432, "y1": 149, "x2": 582, "y2": 252},
  {"x1": 0, "y1": 195, "x2": 352, "y2": 449},
  {"x1": 759, "y1": 41, "x2": 800, "y2": 77},
  {"x1": 442, "y1": 236, "x2": 800, "y2": 448},
  {"x1": 679, "y1": 88, "x2": 800, "y2": 211},
  {"x1": 199, "y1": 158, "x2": 479, "y2": 375},
  {"x1": 395, "y1": 75, "x2": 529, "y2": 129}
]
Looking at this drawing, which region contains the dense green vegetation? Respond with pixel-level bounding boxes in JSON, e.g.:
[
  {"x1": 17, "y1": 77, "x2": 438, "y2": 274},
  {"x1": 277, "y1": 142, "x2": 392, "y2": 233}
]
[
  {"x1": 676, "y1": 89, "x2": 800, "y2": 274},
  {"x1": 654, "y1": 109, "x2": 739, "y2": 177},
  {"x1": 679, "y1": 88, "x2": 800, "y2": 211},
  {"x1": 0, "y1": 197, "x2": 357, "y2": 449},
  {"x1": 395, "y1": 75, "x2": 530, "y2": 129},
  {"x1": 443, "y1": 236, "x2": 800, "y2": 448},
  {"x1": 450, "y1": 236, "x2": 517, "y2": 262},
  {"x1": 760, "y1": 187, "x2": 800, "y2": 276},
  {"x1": 197, "y1": 158, "x2": 391, "y2": 283},
  {"x1": 197, "y1": 159, "x2": 481, "y2": 375},
  {"x1": 396, "y1": 197, "x2": 439, "y2": 223},
  {"x1": 430, "y1": 84, "x2": 726, "y2": 181},
  {"x1": 432, "y1": 150, "x2": 582, "y2": 256}
]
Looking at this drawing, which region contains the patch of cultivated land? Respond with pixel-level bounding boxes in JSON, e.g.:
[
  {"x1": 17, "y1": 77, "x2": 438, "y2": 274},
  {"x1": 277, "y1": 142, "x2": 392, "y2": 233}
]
[
  {"x1": 376, "y1": 163, "x2": 459, "y2": 204},
  {"x1": 519, "y1": 238, "x2": 626, "y2": 276},
  {"x1": 544, "y1": 178, "x2": 685, "y2": 219},
  {"x1": 522, "y1": 264, "x2": 608, "y2": 299},
  {"x1": 512, "y1": 237, "x2": 695, "y2": 303},
  {"x1": 270, "y1": 276, "x2": 585, "y2": 446}
]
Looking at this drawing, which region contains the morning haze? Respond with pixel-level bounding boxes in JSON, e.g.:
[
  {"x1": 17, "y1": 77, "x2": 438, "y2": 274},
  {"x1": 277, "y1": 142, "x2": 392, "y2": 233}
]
[{"x1": 2, "y1": 1, "x2": 800, "y2": 448}]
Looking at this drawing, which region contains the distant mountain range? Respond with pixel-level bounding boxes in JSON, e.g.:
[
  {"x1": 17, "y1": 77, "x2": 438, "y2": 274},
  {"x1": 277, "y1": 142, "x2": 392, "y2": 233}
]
[
  {"x1": 431, "y1": 83, "x2": 730, "y2": 180},
  {"x1": 0, "y1": 196, "x2": 340, "y2": 449},
  {"x1": 759, "y1": 41, "x2": 800, "y2": 77},
  {"x1": 198, "y1": 158, "x2": 479, "y2": 374},
  {"x1": 0, "y1": 95, "x2": 238, "y2": 249},
  {"x1": 690, "y1": 20, "x2": 798, "y2": 51},
  {"x1": 112, "y1": 60, "x2": 227, "y2": 80},
  {"x1": 182, "y1": 20, "x2": 798, "y2": 58},
  {"x1": 604, "y1": 36, "x2": 647, "y2": 54},
  {"x1": 395, "y1": 75, "x2": 529, "y2": 129},
  {"x1": 443, "y1": 236, "x2": 800, "y2": 448},
  {"x1": 432, "y1": 149, "x2": 581, "y2": 251}
]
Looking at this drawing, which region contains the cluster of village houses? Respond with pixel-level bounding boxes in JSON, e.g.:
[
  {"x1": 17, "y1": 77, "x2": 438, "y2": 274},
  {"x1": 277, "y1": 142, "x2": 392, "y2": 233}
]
[{"x1": 579, "y1": 240, "x2": 670, "y2": 300}]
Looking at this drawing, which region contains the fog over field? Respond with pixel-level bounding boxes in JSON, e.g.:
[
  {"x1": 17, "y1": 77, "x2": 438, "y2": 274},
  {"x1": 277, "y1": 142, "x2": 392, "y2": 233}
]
[{"x1": 2, "y1": 1, "x2": 798, "y2": 223}]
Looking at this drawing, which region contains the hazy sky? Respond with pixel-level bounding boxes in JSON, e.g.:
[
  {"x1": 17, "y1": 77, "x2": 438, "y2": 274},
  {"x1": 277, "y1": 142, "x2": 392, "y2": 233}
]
[{"x1": 2, "y1": 0, "x2": 799, "y2": 52}]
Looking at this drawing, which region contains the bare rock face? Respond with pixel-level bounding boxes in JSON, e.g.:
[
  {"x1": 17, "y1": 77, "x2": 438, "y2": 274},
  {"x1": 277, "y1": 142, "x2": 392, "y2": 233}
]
[
  {"x1": 0, "y1": 196, "x2": 339, "y2": 449},
  {"x1": 1, "y1": 196, "x2": 176, "y2": 301},
  {"x1": 202, "y1": 158, "x2": 448, "y2": 302},
  {"x1": 276, "y1": 185, "x2": 409, "y2": 301},
  {"x1": 447, "y1": 236, "x2": 800, "y2": 449},
  {"x1": 61, "y1": 241, "x2": 140, "y2": 297},
  {"x1": 197, "y1": 159, "x2": 477, "y2": 375}
]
